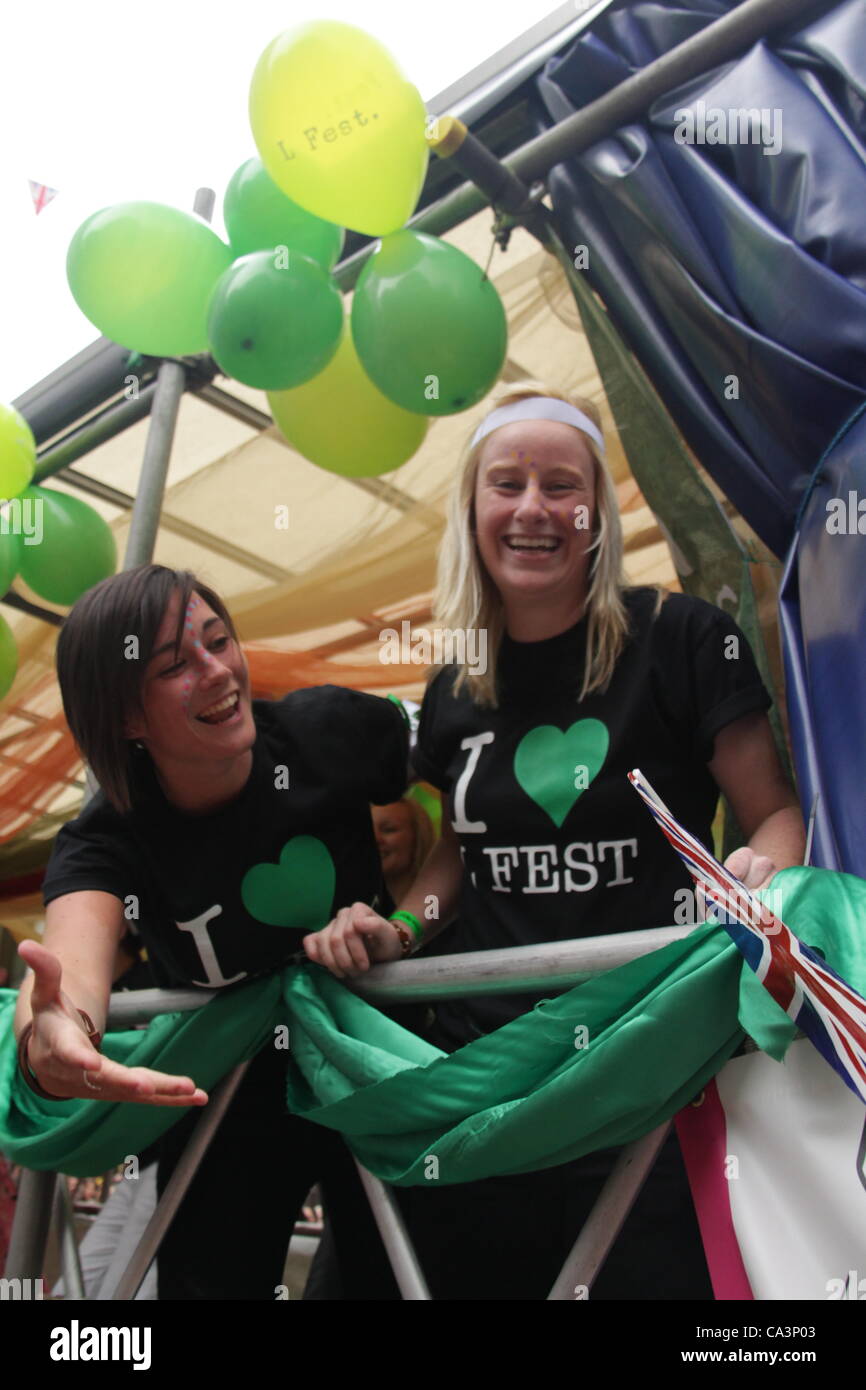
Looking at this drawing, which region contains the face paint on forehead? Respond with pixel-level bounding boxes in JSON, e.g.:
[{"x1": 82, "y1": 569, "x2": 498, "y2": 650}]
[{"x1": 183, "y1": 595, "x2": 213, "y2": 663}]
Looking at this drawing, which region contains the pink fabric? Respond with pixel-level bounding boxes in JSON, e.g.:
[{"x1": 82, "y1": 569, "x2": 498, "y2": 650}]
[
  {"x1": 0, "y1": 1155, "x2": 16, "y2": 1276},
  {"x1": 675, "y1": 1080, "x2": 753, "y2": 1301}
]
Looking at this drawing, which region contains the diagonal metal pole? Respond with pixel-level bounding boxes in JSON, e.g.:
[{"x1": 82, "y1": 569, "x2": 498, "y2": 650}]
[
  {"x1": 111, "y1": 1060, "x2": 249, "y2": 1301},
  {"x1": 547, "y1": 1120, "x2": 673, "y2": 1299},
  {"x1": 354, "y1": 1162, "x2": 432, "y2": 1300},
  {"x1": 52, "y1": 1174, "x2": 86, "y2": 1299},
  {"x1": 334, "y1": 0, "x2": 835, "y2": 293}
]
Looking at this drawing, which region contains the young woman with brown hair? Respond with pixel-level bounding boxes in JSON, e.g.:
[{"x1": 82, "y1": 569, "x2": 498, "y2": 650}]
[{"x1": 13, "y1": 564, "x2": 407, "y2": 1299}]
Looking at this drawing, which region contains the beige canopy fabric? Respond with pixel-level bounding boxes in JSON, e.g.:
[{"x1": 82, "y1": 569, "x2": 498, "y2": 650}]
[{"x1": 1, "y1": 204, "x2": 758, "y2": 890}]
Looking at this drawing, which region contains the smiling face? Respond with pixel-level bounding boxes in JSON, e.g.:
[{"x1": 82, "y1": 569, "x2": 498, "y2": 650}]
[
  {"x1": 126, "y1": 590, "x2": 256, "y2": 769},
  {"x1": 372, "y1": 801, "x2": 416, "y2": 879},
  {"x1": 473, "y1": 420, "x2": 597, "y2": 617}
]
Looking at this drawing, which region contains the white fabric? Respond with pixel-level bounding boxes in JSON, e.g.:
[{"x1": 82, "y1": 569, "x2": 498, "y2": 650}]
[
  {"x1": 716, "y1": 1040, "x2": 866, "y2": 1299},
  {"x1": 470, "y1": 397, "x2": 606, "y2": 454}
]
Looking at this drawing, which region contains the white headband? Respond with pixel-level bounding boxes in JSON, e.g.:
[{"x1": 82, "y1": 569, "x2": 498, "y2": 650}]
[{"x1": 470, "y1": 397, "x2": 605, "y2": 455}]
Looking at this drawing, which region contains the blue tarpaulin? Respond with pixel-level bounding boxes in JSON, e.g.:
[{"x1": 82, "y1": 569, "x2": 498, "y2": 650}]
[{"x1": 532, "y1": 0, "x2": 866, "y2": 873}]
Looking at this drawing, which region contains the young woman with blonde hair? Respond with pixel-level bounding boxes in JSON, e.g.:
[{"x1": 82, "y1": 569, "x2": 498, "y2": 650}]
[{"x1": 306, "y1": 381, "x2": 805, "y2": 1299}]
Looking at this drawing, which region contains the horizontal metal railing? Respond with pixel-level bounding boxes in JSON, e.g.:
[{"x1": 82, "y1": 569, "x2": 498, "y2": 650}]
[
  {"x1": 106, "y1": 924, "x2": 692, "y2": 1026},
  {"x1": 7, "y1": 927, "x2": 697, "y2": 1299}
]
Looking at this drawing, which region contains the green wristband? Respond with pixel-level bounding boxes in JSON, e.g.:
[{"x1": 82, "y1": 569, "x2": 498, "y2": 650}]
[{"x1": 389, "y1": 910, "x2": 423, "y2": 942}]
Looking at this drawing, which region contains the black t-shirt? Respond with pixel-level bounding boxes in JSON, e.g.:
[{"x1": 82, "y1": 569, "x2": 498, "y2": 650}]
[
  {"x1": 43, "y1": 687, "x2": 408, "y2": 990},
  {"x1": 413, "y1": 588, "x2": 772, "y2": 1044}
]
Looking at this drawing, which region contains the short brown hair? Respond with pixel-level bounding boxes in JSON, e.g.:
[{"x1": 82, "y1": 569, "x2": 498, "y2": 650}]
[{"x1": 56, "y1": 565, "x2": 239, "y2": 814}]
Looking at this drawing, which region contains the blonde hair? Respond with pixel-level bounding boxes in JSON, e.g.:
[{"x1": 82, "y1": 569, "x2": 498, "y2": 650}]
[
  {"x1": 404, "y1": 796, "x2": 436, "y2": 878},
  {"x1": 434, "y1": 381, "x2": 630, "y2": 706},
  {"x1": 372, "y1": 796, "x2": 436, "y2": 881}
]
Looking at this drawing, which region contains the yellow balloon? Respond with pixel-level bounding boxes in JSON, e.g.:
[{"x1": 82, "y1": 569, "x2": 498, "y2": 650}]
[
  {"x1": 250, "y1": 21, "x2": 428, "y2": 237},
  {"x1": 0, "y1": 402, "x2": 36, "y2": 499},
  {"x1": 268, "y1": 333, "x2": 427, "y2": 476}
]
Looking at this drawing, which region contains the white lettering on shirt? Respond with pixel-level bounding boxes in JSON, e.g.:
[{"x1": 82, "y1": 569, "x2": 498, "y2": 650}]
[
  {"x1": 459, "y1": 844, "x2": 478, "y2": 890},
  {"x1": 464, "y1": 842, "x2": 641, "y2": 895},
  {"x1": 175, "y1": 904, "x2": 247, "y2": 987},
  {"x1": 482, "y1": 847, "x2": 519, "y2": 891},
  {"x1": 563, "y1": 842, "x2": 599, "y2": 892},
  {"x1": 520, "y1": 846, "x2": 560, "y2": 893},
  {"x1": 451, "y1": 732, "x2": 494, "y2": 833},
  {"x1": 597, "y1": 838, "x2": 639, "y2": 886}
]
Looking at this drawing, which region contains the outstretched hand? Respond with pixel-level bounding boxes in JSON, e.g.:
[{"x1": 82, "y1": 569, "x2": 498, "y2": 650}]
[{"x1": 17, "y1": 939, "x2": 208, "y2": 1107}]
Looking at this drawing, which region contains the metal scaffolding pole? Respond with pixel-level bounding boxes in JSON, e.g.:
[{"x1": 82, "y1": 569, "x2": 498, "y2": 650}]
[
  {"x1": 103, "y1": 925, "x2": 691, "y2": 1027},
  {"x1": 4, "y1": 1168, "x2": 56, "y2": 1282},
  {"x1": 336, "y1": 0, "x2": 833, "y2": 292},
  {"x1": 354, "y1": 1163, "x2": 432, "y2": 1300},
  {"x1": 121, "y1": 359, "x2": 185, "y2": 569},
  {"x1": 52, "y1": 1175, "x2": 86, "y2": 1300},
  {"x1": 547, "y1": 1121, "x2": 673, "y2": 1299},
  {"x1": 34, "y1": 382, "x2": 160, "y2": 485},
  {"x1": 111, "y1": 1060, "x2": 249, "y2": 1301},
  {"x1": 122, "y1": 186, "x2": 214, "y2": 571}
]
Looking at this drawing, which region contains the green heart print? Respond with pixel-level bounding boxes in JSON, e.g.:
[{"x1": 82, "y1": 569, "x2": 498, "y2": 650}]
[
  {"x1": 514, "y1": 719, "x2": 609, "y2": 828},
  {"x1": 241, "y1": 835, "x2": 336, "y2": 929}
]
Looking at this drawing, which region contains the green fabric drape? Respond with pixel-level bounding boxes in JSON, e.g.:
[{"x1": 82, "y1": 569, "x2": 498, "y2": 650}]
[{"x1": 1, "y1": 867, "x2": 863, "y2": 1182}]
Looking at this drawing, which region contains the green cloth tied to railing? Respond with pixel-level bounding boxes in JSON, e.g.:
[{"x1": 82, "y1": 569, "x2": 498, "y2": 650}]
[{"x1": 1, "y1": 867, "x2": 863, "y2": 1182}]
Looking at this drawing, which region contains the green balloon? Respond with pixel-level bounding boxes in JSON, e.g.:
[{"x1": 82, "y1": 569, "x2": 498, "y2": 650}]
[
  {"x1": 67, "y1": 202, "x2": 233, "y2": 356},
  {"x1": 0, "y1": 611, "x2": 17, "y2": 701},
  {"x1": 207, "y1": 251, "x2": 344, "y2": 390},
  {"x1": 0, "y1": 529, "x2": 21, "y2": 593},
  {"x1": 18, "y1": 487, "x2": 117, "y2": 606},
  {"x1": 224, "y1": 158, "x2": 344, "y2": 269},
  {"x1": 351, "y1": 230, "x2": 508, "y2": 416},
  {"x1": 0, "y1": 402, "x2": 36, "y2": 498}
]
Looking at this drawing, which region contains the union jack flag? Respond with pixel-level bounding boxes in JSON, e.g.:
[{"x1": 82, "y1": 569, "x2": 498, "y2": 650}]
[{"x1": 628, "y1": 768, "x2": 866, "y2": 1105}]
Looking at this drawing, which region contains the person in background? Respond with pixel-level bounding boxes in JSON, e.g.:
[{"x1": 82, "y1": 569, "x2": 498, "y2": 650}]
[{"x1": 372, "y1": 796, "x2": 435, "y2": 915}]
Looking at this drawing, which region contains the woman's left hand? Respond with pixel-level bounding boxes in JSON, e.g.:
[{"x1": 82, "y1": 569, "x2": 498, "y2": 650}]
[{"x1": 723, "y1": 846, "x2": 777, "y2": 891}]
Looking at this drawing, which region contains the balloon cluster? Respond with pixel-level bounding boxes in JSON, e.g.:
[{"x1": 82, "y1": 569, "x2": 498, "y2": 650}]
[
  {"x1": 0, "y1": 404, "x2": 117, "y2": 699},
  {"x1": 65, "y1": 21, "x2": 508, "y2": 477}
]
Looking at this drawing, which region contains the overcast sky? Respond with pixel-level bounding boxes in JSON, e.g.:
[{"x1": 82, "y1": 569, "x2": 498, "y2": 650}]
[{"x1": 0, "y1": 0, "x2": 569, "y2": 404}]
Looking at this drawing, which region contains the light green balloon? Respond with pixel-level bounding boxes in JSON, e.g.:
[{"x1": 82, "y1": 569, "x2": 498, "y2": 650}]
[
  {"x1": 18, "y1": 487, "x2": 117, "y2": 606},
  {"x1": 224, "y1": 158, "x2": 344, "y2": 269},
  {"x1": 0, "y1": 611, "x2": 17, "y2": 701},
  {"x1": 67, "y1": 202, "x2": 233, "y2": 356},
  {"x1": 0, "y1": 402, "x2": 36, "y2": 499}
]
